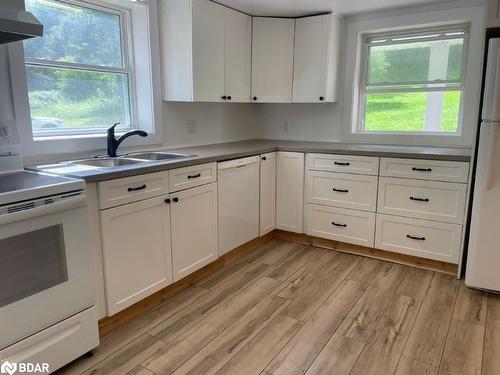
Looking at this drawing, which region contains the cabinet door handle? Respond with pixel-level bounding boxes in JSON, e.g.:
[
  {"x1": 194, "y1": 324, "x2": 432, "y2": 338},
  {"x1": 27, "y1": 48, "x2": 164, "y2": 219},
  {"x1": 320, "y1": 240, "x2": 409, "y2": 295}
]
[
  {"x1": 412, "y1": 167, "x2": 432, "y2": 172},
  {"x1": 165, "y1": 198, "x2": 171, "y2": 204},
  {"x1": 227, "y1": 96, "x2": 232, "y2": 100},
  {"x1": 127, "y1": 184, "x2": 147, "y2": 192},
  {"x1": 407, "y1": 234, "x2": 426, "y2": 241},
  {"x1": 222, "y1": 95, "x2": 227, "y2": 100},
  {"x1": 319, "y1": 96, "x2": 325, "y2": 101},
  {"x1": 172, "y1": 197, "x2": 179, "y2": 203},
  {"x1": 334, "y1": 161, "x2": 350, "y2": 166},
  {"x1": 410, "y1": 196, "x2": 430, "y2": 202},
  {"x1": 332, "y1": 222, "x2": 347, "y2": 227},
  {"x1": 253, "y1": 96, "x2": 257, "y2": 101},
  {"x1": 333, "y1": 188, "x2": 349, "y2": 193},
  {"x1": 187, "y1": 173, "x2": 201, "y2": 179},
  {"x1": 262, "y1": 156, "x2": 267, "y2": 161}
]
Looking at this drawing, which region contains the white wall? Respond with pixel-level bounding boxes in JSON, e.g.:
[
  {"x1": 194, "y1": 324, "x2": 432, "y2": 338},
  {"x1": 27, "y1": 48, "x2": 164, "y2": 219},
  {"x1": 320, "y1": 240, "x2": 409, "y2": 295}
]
[
  {"x1": 162, "y1": 102, "x2": 260, "y2": 147},
  {"x1": 257, "y1": 103, "x2": 342, "y2": 141}
]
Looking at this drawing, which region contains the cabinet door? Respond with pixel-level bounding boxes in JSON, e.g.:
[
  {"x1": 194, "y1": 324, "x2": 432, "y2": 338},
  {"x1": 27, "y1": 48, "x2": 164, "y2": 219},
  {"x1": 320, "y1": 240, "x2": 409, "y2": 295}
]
[
  {"x1": 292, "y1": 14, "x2": 330, "y2": 103},
  {"x1": 224, "y1": 7, "x2": 251, "y2": 102},
  {"x1": 170, "y1": 182, "x2": 218, "y2": 281},
  {"x1": 100, "y1": 196, "x2": 172, "y2": 316},
  {"x1": 276, "y1": 152, "x2": 305, "y2": 233},
  {"x1": 260, "y1": 152, "x2": 277, "y2": 235},
  {"x1": 251, "y1": 17, "x2": 295, "y2": 103},
  {"x1": 192, "y1": 0, "x2": 225, "y2": 102}
]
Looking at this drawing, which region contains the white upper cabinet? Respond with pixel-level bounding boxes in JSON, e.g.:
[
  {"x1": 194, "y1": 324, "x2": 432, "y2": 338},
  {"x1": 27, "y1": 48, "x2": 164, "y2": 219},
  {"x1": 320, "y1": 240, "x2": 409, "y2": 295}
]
[
  {"x1": 160, "y1": 0, "x2": 251, "y2": 102},
  {"x1": 487, "y1": 0, "x2": 500, "y2": 28},
  {"x1": 224, "y1": 7, "x2": 252, "y2": 102},
  {"x1": 292, "y1": 14, "x2": 341, "y2": 103},
  {"x1": 192, "y1": 0, "x2": 225, "y2": 102},
  {"x1": 252, "y1": 17, "x2": 295, "y2": 103}
]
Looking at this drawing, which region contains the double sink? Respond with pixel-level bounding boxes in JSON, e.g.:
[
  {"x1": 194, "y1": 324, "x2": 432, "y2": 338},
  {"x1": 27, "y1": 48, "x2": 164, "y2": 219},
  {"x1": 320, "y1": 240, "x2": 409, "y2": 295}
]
[{"x1": 73, "y1": 152, "x2": 195, "y2": 168}]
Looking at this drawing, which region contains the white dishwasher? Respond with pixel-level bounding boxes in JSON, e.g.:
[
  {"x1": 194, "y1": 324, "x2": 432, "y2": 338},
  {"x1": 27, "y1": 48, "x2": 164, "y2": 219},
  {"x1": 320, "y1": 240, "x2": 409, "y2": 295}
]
[{"x1": 218, "y1": 156, "x2": 260, "y2": 255}]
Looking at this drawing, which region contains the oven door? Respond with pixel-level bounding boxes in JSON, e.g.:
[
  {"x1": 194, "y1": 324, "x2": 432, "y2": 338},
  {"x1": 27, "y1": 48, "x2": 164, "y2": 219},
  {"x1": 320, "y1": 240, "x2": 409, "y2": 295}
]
[{"x1": 0, "y1": 194, "x2": 95, "y2": 349}]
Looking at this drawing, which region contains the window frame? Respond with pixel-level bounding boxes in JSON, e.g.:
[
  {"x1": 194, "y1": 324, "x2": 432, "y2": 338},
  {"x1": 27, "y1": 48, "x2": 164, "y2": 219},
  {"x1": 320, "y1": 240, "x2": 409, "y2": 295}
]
[
  {"x1": 356, "y1": 24, "x2": 470, "y2": 136},
  {"x1": 24, "y1": 0, "x2": 139, "y2": 138}
]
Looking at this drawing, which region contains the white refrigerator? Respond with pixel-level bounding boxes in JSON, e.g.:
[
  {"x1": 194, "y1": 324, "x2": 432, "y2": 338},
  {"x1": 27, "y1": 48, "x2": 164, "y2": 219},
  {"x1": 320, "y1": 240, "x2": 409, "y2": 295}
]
[{"x1": 465, "y1": 38, "x2": 500, "y2": 292}]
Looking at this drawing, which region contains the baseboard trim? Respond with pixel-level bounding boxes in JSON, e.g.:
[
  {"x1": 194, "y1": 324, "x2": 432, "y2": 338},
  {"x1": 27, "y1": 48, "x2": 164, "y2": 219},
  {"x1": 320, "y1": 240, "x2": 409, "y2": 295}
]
[
  {"x1": 98, "y1": 231, "x2": 274, "y2": 337},
  {"x1": 273, "y1": 229, "x2": 458, "y2": 275}
]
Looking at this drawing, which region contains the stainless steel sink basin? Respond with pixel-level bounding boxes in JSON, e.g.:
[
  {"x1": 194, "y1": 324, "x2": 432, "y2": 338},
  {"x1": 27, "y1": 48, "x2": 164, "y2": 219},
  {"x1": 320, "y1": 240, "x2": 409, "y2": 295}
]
[
  {"x1": 128, "y1": 152, "x2": 195, "y2": 161},
  {"x1": 74, "y1": 158, "x2": 145, "y2": 168}
]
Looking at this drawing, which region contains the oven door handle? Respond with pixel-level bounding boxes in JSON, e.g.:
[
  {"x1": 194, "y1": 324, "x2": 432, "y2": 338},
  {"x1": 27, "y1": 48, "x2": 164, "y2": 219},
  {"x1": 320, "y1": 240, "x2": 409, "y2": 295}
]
[{"x1": 0, "y1": 194, "x2": 87, "y2": 225}]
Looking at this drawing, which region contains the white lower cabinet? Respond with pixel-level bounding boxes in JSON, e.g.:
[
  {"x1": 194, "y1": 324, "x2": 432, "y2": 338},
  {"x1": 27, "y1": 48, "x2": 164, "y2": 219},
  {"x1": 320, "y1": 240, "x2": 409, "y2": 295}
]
[
  {"x1": 100, "y1": 196, "x2": 173, "y2": 316},
  {"x1": 260, "y1": 152, "x2": 277, "y2": 235},
  {"x1": 306, "y1": 204, "x2": 375, "y2": 247},
  {"x1": 375, "y1": 214, "x2": 462, "y2": 263},
  {"x1": 307, "y1": 171, "x2": 378, "y2": 212},
  {"x1": 170, "y1": 182, "x2": 218, "y2": 281},
  {"x1": 276, "y1": 152, "x2": 305, "y2": 233}
]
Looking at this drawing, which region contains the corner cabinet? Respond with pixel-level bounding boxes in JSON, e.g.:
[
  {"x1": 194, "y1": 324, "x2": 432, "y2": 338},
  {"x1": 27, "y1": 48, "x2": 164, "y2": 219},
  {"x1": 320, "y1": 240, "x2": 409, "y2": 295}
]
[
  {"x1": 292, "y1": 14, "x2": 341, "y2": 103},
  {"x1": 170, "y1": 182, "x2": 218, "y2": 281},
  {"x1": 100, "y1": 195, "x2": 173, "y2": 316},
  {"x1": 251, "y1": 17, "x2": 295, "y2": 103},
  {"x1": 276, "y1": 152, "x2": 305, "y2": 233},
  {"x1": 160, "y1": 0, "x2": 251, "y2": 102}
]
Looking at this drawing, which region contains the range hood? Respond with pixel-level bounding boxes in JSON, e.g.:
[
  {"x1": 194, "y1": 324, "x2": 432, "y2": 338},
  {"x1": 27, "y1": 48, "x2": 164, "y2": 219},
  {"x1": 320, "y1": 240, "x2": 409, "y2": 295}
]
[{"x1": 0, "y1": 6, "x2": 43, "y2": 44}]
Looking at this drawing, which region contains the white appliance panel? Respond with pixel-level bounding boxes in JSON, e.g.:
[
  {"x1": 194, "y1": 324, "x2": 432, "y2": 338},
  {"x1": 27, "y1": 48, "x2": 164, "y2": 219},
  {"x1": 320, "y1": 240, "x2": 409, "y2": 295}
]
[{"x1": 218, "y1": 156, "x2": 260, "y2": 255}]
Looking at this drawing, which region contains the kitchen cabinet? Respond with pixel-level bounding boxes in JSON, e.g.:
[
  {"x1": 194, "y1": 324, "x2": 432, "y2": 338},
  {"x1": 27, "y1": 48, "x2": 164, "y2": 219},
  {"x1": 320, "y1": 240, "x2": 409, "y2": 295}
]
[
  {"x1": 160, "y1": 0, "x2": 251, "y2": 102},
  {"x1": 100, "y1": 195, "x2": 173, "y2": 315},
  {"x1": 292, "y1": 14, "x2": 341, "y2": 103},
  {"x1": 276, "y1": 152, "x2": 304, "y2": 233},
  {"x1": 170, "y1": 182, "x2": 218, "y2": 281},
  {"x1": 260, "y1": 152, "x2": 277, "y2": 235},
  {"x1": 487, "y1": 0, "x2": 500, "y2": 28},
  {"x1": 224, "y1": 6, "x2": 252, "y2": 102},
  {"x1": 251, "y1": 17, "x2": 295, "y2": 103}
]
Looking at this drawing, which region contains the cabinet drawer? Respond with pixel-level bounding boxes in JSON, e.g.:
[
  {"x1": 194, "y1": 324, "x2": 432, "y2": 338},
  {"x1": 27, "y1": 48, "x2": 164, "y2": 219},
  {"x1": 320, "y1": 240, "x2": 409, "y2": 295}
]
[
  {"x1": 307, "y1": 153, "x2": 379, "y2": 175},
  {"x1": 380, "y1": 158, "x2": 469, "y2": 183},
  {"x1": 306, "y1": 204, "x2": 375, "y2": 247},
  {"x1": 98, "y1": 171, "x2": 169, "y2": 209},
  {"x1": 307, "y1": 171, "x2": 378, "y2": 212},
  {"x1": 375, "y1": 214, "x2": 461, "y2": 264},
  {"x1": 378, "y1": 177, "x2": 467, "y2": 224},
  {"x1": 168, "y1": 162, "x2": 216, "y2": 192}
]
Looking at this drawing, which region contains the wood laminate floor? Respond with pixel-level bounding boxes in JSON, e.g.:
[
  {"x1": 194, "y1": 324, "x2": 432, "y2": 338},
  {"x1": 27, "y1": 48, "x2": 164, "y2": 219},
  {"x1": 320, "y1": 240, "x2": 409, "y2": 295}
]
[{"x1": 56, "y1": 240, "x2": 500, "y2": 375}]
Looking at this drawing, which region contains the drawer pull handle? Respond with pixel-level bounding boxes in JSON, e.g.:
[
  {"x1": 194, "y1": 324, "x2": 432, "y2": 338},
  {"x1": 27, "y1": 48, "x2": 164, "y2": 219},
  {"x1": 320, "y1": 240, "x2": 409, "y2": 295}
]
[
  {"x1": 332, "y1": 222, "x2": 347, "y2": 227},
  {"x1": 187, "y1": 173, "x2": 201, "y2": 179},
  {"x1": 128, "y1": 184, "x2": 147, "y2": 192},
  {"x1": 412, "y1": 167, "x2": 432, "y2": 172},
  {"x1": 334, "y1": 162, "x2": 350, "y2": 166},
  {"x1": 333, "y1": 188, "x2": 349, "y2": 193},
  {"x1": 410, "y1": 196, "x2": 430, "y2": 202},
  {"x1": 172, "y1": 197, "x2": 179, "y2": 203},
  {"x1": 407, "y1": 234, "x2": 426, "y2": 241}
]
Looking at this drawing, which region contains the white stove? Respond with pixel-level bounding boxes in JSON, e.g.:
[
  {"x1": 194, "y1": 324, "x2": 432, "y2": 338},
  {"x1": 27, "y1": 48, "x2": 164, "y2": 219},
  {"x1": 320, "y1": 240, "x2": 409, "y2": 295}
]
[{"x1": 0, "y1": 155, "x2": 99, "y2": 372}]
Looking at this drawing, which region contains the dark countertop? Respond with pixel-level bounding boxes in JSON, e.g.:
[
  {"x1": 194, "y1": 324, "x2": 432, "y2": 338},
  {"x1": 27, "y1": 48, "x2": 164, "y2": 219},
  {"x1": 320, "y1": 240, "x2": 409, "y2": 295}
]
[{"x1": 28, "y1": 139, "x2": 472, "y2": 183}]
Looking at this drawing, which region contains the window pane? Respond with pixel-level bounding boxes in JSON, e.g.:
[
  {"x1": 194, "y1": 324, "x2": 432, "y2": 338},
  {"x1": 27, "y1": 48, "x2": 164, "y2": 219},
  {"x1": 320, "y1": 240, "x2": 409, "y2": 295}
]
[
  {"x1": 26, "y1": 65, "x2": 131, "y2": 134},
  {"x1": 367, "y1": 38, "x2": 464, "y2": 85},
  {"x1": 364, "y1": 91, "x2": 460, "y2": 133},
  {"x1": 24, "y1": 0, "x2": 123, "y2": 68}
]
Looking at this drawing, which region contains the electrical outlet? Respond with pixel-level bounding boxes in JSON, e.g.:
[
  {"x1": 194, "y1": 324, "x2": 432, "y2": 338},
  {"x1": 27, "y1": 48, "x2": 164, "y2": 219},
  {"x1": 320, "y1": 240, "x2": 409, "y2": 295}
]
[
  {"x1": 186, "y1": 119, "x2": 197, "y2": 134},
  {"x1": 284, "y1": 121, "x2": 290, "y2": 132}
]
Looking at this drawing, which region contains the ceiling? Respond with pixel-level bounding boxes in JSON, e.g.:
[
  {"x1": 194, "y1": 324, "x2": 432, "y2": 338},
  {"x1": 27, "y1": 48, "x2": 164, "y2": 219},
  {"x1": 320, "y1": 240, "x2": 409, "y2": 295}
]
[{"x1": 215, "y1": 0, "x2": 454, "y2": 17}]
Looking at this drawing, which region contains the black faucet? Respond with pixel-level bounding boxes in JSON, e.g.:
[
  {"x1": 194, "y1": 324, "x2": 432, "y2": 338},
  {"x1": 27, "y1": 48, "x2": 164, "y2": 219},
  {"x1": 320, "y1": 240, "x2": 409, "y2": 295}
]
[{"x1": 107, "y1": 123, "x2": 148, "y2": 157}]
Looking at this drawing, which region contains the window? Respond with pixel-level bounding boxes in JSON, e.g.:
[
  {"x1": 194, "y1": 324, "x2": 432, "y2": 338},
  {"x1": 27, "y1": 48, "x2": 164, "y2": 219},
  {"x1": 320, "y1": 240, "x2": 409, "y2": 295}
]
[
  {"x1": 24, "y1": 0, "x2": 134, "y2": 137},
  {"x1": 357, "y1": 26, "x2": 469, "y2": 134}
]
